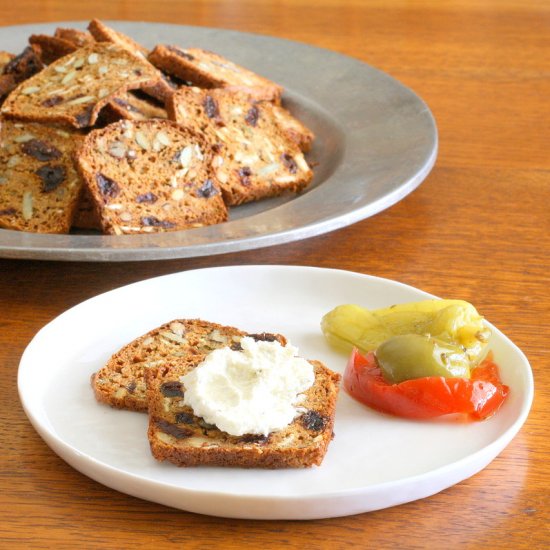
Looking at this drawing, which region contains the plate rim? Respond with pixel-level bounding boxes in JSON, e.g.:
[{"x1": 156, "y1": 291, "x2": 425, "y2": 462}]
[
  {"x1": 0, "y1": 21, "x2": 438, "y2": 261},
  {"x1": 17, "y1": 265, "x2": 534, "y2": 519}
]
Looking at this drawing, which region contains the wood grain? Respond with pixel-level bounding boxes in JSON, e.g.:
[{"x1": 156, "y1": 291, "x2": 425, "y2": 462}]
[{"x1": 1, "y1": 1, "x2": 549, "y2": 548}]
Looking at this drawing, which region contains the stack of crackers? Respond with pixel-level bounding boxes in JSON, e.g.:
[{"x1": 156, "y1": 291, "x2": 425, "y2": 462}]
[
  {"x1": 0, "y1": 20, "x2": 314, "y2": 235},
  {"x1": 92, "y1": 318, "x2": 340, "y2": 469}
]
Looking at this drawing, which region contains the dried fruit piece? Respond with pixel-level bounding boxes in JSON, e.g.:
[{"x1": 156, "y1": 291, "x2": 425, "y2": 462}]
[
  {"x1": 113, "y1": 97, "x2": 142, "y2": 114},
  {"x1": 161, "y1": 381, "x2": 185, "y2": 397},
  {"x1": 245, "y1": 105, "x2": 259, "y2": 126},
  {"x1": 196, "y1": 179, "x2": 218, "y2": 198},
  {"x1": 41, "y1": 96, "x2": 64, "y2": 107},
  {"x1": 141, "y1": 216, "x2": 176, "y2": 229},
  {"x1": 300, "y1": 410, "x2": 327, "y2": 432},
  {"x1": 175, "y1": 412, "x2": 195, "y2": 424},
  {"x1": 155, "y1": 419, "x2": 193, "y2": 439},
  {"x1": 281, "y1": 152, "x2": 298, "y2": 174},
  {"x1": 204, "y1": 95, "x2": 220, "y2": 119},
  {"x1": 96, "y1": 172, "x2": 120, "y2": 199},
  {"x1": 249, "y1": 333, "x2": 278, "y2": 342},
  {"x1": 0, "y1": 207, "x2": 17, "y2": 216},
  {"x1": 238, "y1": 166, "x2": 252, "y2": 186},
  {"x1": 136, "y1": 192, "x2": 158, "y2": 203},
  {"x1": 21, "y1": 139, "x2": 62, "y2": 162},
  {"x1": 36, "y1": 165, "x2": 66, "y2": 192}
]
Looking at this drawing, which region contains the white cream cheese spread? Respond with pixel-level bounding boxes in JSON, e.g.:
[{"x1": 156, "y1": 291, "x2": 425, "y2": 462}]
[{"x1": 180, "y1": 337, "x2": 315, "y2": 436}]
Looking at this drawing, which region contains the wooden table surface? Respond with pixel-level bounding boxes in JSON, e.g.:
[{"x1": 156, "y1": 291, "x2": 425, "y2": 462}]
[{"x1": 1, "y1": 1, "x2": 548, "y2": 548}]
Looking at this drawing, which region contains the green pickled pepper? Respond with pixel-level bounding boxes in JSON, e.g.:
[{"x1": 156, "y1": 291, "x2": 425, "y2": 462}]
[
  {"x1": 376, "y1": 334, "x2": 471, "y2": 384},
  {"x1": 321, "y1": 299, "x2": 492, "y2": 381}
]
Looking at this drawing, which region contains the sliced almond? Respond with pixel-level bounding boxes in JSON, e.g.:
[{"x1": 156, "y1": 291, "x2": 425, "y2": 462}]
[
  {"x1": 169, "y1": 321, "x2": 186, "y2": 336},
  {"x1": 295, "y1": 155, "x2": 310, "y2": 172},
  {"x1": 21, "y1": 86, "x2": 40, "y2": 95},
  {"x1": 66, "y1": 95, "x2": 95, "y2": 105},
  {"x1": 13, "y1": 133, "x2": 36, "y2": 143},
  {"x1": 160, "y1": 331, "x2": 186, "y2": 344},
  {"x1": 61, "y1": 70, "x2": 77, "y2": 85},
  {"x1": 177, "y1": 145, "x2": 194, "y2": 167},
  {"x1": 155, "y1": 131, "x2": 171, "y2": 147},
  {"x1": 7, "y1": 156, "x2": 20, "y2": 168},
  {"x1": 257, "y1": 163, "x2": 280, "y2": 177},
  {"x1": 135, "y1": 130, "x2": 150, "y2": 150},
  {"x1": 22, "y1": 191, "x2": 33, "y2": 220},
  {"x1": 171, "y1": 188, "x2": 184, "y2": 200},
  {"x1": 216, "y1": 169, "x2": 229, "y2": 183},
  {"x1": 193, "y1": 144, "x2": 204, "y2": 160},
  {"x1": 209, "y1": 329, "x2": 227, "y2": 343},
  {"x1": 108, "y1": 141, "x2": 127, "y2": 158}
]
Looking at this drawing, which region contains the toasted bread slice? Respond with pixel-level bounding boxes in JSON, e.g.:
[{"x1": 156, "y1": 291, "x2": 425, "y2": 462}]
[
  {"x1": 75, "y1": 119, "x2": 227, "y2": 235},
  {"x1": 0, "y1": 120, "x2": 84, "y2": 233},
  {"x1": 29, "y1": 34, "x2": 79, "y2": 65},
  {"x1": 146, "y1": 356, "x2": 340, "y2": 468},
  {"x1": 270, "y1": 103, "x2": 314, "y2": 153},
  {"x1": 1, "y1": 43, "x2": 163, "y2": 128},
  {"x1": 100, "y1": 91, "x2": 167, "y2": 123},
  {"x1": 167, "y1": 87, "x2": 313, "y2": 205},
  {"x1": 148, "y1": 44, "x2": 283, "y2": 103},
  {"x1": 91, "y1": 319, "x2": 283, "y2": 412},
  {"x1": 54, "y1": 28, "x2": 95, "y2": 48},
  {"x1": 0, "y1": 47, "x2": 44, "y2": 105},
  {"x1": 88, "y1": 18, "x2": 148, "y2": 60},
  {"x1": 29, "y1": 28, "x2": 94, "y2": 65},
  {"x1": 88, "y1": 20, "x2": 174, "y2": 102}
]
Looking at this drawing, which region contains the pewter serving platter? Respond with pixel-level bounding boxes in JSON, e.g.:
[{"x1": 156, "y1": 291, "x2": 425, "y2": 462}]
[{"x1": 0, "y1": 22, "x2": 437, "y2": 261}]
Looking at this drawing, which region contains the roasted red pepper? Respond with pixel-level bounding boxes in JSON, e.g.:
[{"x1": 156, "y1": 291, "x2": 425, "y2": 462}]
[{"x1": 344, "y1": 348, "x2": 509, "y2": 420}]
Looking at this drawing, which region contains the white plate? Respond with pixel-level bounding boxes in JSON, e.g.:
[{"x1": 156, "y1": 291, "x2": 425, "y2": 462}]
[
  {"x1": 18, "y1": 266, "x2": 533, "y2": 519},
  {"x1": 0, "y1": 21, "x2": 437, "y2": 261}
]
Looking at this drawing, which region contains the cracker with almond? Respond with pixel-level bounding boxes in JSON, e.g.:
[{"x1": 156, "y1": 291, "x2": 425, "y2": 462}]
[
  {"x1": 1, "y1": 42, "x2": 163, "y2": 128},
  {"x1": 167, "y1": 86, "x2": 313, "y2": 205},
  {"x1": 146, "y1": 348, "x2": 340, "y2": 469},
  {"x1": 75, "y1": 119, "x2": 227, "y2": 235},
  {"x1": 88, "y1": 19, "x2": 174, "y2": 102},
  {"x1": 0, "y1": 46, "x2": 44, "y2": 105},
  {"x1": 91, "y1": 319, "x2": 273, "y2": 412},
  {"x1": 0, "y1": 120, "x2": 84, "y2": 233},
  {"x1": 29, "y1": 34, "x2": 80, "y2": 65},
  {"x1": 148, "y1": 44, "x2": 283, "y2": 103},
  {"x1": 100, "y1": 91, "x2": 167, "y2": 124}
]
